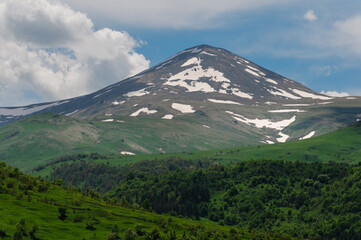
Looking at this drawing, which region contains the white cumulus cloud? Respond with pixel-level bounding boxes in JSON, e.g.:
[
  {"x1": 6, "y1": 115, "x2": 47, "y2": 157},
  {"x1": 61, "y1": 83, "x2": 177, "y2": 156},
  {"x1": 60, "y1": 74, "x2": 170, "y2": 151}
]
[
  {"x1": 304, "y1": 10, "x2": 317, "y2": 21},
  {"x1": 320, "y1": 90, "x2": 350, "y2": 97},
  {"x1": 0, "y1": 0, "x2": 149, "y2": 106}
]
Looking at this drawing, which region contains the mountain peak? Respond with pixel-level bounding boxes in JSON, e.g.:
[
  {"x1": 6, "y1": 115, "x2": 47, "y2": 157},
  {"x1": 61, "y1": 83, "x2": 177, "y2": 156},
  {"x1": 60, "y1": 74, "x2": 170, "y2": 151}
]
[{"x1": 139, "y1": 44, "x2": 332, "y2": 103}]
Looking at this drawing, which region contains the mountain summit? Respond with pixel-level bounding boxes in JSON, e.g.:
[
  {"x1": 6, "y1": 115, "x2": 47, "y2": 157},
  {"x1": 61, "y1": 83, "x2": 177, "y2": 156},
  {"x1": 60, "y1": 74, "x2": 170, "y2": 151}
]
[{"x1": 0, "y1": 45, "x2": 360, "y2": 154}]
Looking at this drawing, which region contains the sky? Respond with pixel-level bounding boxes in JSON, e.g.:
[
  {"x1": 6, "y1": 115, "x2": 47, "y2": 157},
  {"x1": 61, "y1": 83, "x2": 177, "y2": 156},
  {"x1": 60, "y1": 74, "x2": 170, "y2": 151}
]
[{"x1": 0, "y1": 0, "x2": 361, "y2": 106}]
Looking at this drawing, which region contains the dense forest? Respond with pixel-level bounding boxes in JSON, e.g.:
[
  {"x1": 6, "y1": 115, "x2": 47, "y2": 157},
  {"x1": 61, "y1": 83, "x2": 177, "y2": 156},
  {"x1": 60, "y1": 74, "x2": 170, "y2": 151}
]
[
  {"x1": 49, "y1": 156, "x2": 212, "y2": 193},
  {"x1": 52, "y1": 158, "x2": 361, "y2": 239}
]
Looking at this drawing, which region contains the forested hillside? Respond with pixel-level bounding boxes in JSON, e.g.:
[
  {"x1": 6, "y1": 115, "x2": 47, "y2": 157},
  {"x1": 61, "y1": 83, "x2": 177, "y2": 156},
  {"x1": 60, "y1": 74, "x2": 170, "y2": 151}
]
[
  {"x1": 0, "y1": 162, "x2": 294, "y2": 240},
  {"x1": 52, "y1": 158, "x2": 361, "y2": 239}
]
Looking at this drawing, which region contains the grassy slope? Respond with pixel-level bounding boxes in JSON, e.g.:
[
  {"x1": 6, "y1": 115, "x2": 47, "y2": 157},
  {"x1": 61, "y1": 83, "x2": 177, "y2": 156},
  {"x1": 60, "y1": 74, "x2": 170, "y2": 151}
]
[
  {"x1": 0, "y1": 113, "x2": 253, "y2": 172},
  {"x1": 0, "y1": 164, "x2": 293, "y2": 240},
  {"x1": 1, "y1": 110, "x2": 360, "y2": 173},
  {"x1": 129, "y1": 121, "x2": 361, "y2": 164},
  {"x1": 32, "y1": 121, "x2": 361, "y2": 178}
]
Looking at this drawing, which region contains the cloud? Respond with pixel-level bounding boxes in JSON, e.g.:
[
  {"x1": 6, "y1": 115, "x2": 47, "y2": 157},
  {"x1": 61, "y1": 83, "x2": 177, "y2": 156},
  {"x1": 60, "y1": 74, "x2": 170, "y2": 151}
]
[
  {"x1": 320, "y1": 90, "x2": 350, "y2": 97},
  {"x1": 304, "y1": 10, "x2": 317, "y2": 21},
  {"x1": 0, "y1": 0, "x2": 149, "y2": 106},
  {"x1": 60, "y1": 0, "x2": 290, "y2": 29},
  {"x1": 332, "y1": 15, "x2": 361, "y2": 55}
]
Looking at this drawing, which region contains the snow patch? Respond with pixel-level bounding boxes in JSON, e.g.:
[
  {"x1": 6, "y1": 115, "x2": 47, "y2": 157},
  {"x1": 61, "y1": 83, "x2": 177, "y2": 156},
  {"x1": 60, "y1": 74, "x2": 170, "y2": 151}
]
[
  {"x1": 221, "y1": 82, "x2": 231, "y2": 88},
  {"x1": 120, "y1": 151, "x2": 135, "y2": 155},
  {"x1": 162, "y1": 114, "x2": 174, "y2": 120},
  {"x1": 268, "y1": 109, "x2": 306, "y2": 113},
  {"x1": 165, "y1": 60, "x2": 232, "y2": 93},
  {"x1": 245, "y1": 68, "x2": 260, "y2": 77},
  {"x1": 208, "y1": 99, "x2": 243, "y2": 105},
  {"x1": 130, "y1": 107, "x2": 158, "y2": 117},
  {"x1": 247, "y1": 65, "x2": 259, "y2": 71},
  {"x1": 200, "y1": 51, "x2": 217, "y2": 56},
  {"x1": 246, "y1": 66, "x2": 266, "y2": 76},
  {"x1": 264, "y1": 102, "x2": 277, "y2": 105},
  {"x1": 347, "y1": 97, "x2": 357, "y2": 100},
  {"x1": 300, "y1": 131, "x2": 315, "y2": 140},
  {"x1": 172, "y1": 103, "x2": 195, "y2": 113},
  {"x1": 112, "y1": 101, "x2": 125, "y2": 106},
  {"x1": 230, "y1": 88, "x2": 253, "y2": 99},
  {"x1": 202, "y1": 125, "x2": 210, "y2": 128},
  {"x1": 317, "y1": 102, "x2": 333, "y2": 105},
  {"x1": 166, "y1": 62, "x2": 230, "y2": 83},
  {"x1": 267, "y1": 88, "x2": 301, "y2": 100},
  {"x1": 283, "y1": 103, "x2": 312, "y2": 107},
  {"x1": 65, "y1": 109, "x2": 79, "y2": 116},
  {"x1": 265, "y1": 78, "x2": 278, "y2": 85},
  {"x1": 290, "y1": 89, "x2": 333, "y2": 100},
  {"x1": 226, "y1": 111, "x2": 296, "y2": 130},
  {"x1": 102, "y1": 119, "x2": 114, "y2": 122},
  {"x1": 266, "y1": 140, "x2": 275, "y2": 144},
  {"x1": 123, "y1": 88, "x2": 150, "y2": 97},
  {"x1": 105, "y1": 113, "x2": 113, "y2": 116},
  {"x1": 277, "y1": 132, "x2": 289, "y2": 143},
  {"x1": 181, "y1": 57, "x2": 201, "y2": 67}
]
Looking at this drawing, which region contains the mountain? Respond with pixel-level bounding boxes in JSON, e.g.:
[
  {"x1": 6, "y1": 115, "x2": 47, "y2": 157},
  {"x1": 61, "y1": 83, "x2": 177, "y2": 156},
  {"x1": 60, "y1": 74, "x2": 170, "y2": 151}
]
[{"x1": 0, "y1": 45, "x2": 360, "y2": 169}]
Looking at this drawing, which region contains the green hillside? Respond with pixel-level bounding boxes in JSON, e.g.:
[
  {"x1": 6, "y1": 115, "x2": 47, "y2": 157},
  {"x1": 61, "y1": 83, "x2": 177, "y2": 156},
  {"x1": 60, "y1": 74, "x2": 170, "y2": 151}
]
[
  {"x1": 30, "y1": 120, "x2": 361, "y2": 178},
  {"x1": 133, "y1": 119, "x2": 361, "y2": 165},
  {"x1": 0, "y1": 162, "x2": 293, "y2": 240},
  {"x1": 0, "y1": 112, "x2": 254, "y2": 172}
]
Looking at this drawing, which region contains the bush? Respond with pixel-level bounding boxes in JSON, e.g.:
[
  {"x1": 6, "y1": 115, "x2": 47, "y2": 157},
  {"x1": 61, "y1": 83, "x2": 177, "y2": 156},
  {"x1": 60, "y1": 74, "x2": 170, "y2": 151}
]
[
  {"x1": 58, "y1": 207, "x2": 67, "y2": 221},
  {"x1": 85, "y1": 220, "x2": 96, "y2": 231},
  {"x1": 124, "y1": 229, "x2": 137, "y2": 240}
]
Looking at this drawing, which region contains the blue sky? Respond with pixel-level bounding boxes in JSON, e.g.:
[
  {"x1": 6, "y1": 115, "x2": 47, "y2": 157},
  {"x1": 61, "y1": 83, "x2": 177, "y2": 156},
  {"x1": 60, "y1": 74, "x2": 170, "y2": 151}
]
[{"x1": 0, "y1": 0, "x2": 360, "y2": 106}]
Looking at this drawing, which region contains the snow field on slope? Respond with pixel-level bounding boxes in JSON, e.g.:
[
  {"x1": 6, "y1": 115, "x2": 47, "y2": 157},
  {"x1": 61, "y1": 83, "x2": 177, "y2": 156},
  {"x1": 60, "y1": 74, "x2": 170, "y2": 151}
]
[
  {"x1": 130, "y1": 107, "x2": 158, "y2": 117},
  {"x1": 226, "y1": 111, "x2": 296, "y2": 131},
  {"x1": 208, "y1": 99, "x2": 243, "y2": 105},
  {"x1": 300, "y1": 131, "x2": 316, "y2": 140},
  {"x1": 162, "y1": 114, "x2": 174, "y2": 120},
  {"x1": 123, "y1": 88, "x2": 150, "y2": 97},
  {"x1": 171, "y1": 103, "x2": 195, "y2": 113}
]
